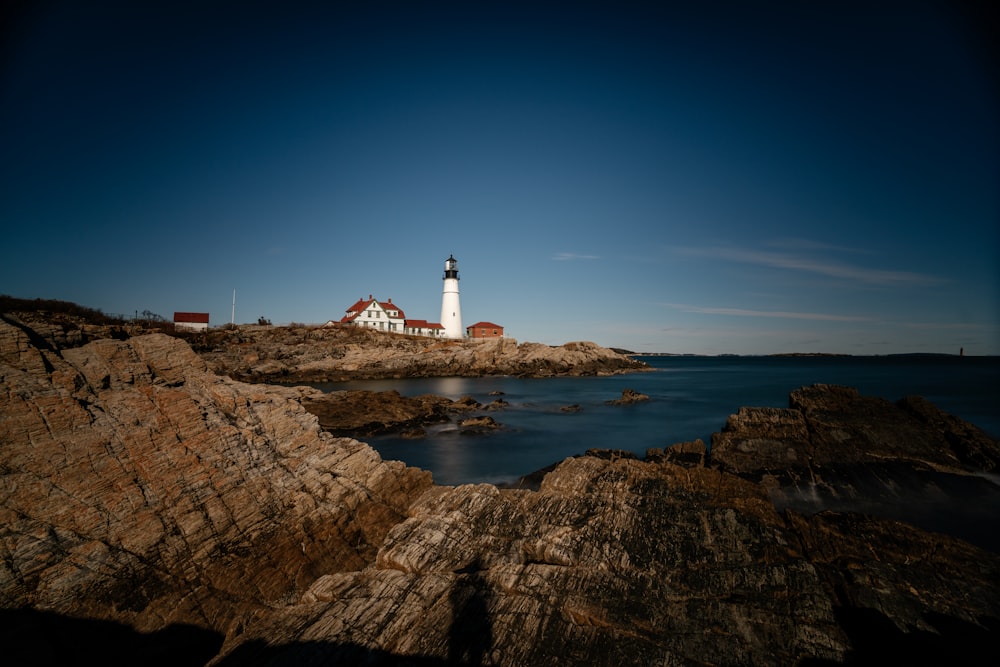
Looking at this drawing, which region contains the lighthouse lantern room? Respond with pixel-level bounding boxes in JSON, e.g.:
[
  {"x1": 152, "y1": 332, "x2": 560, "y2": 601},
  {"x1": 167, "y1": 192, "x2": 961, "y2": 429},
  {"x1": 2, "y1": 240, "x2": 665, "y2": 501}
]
[{"x1": 440, "y1": 254, "x2": 463, "y2": 339}]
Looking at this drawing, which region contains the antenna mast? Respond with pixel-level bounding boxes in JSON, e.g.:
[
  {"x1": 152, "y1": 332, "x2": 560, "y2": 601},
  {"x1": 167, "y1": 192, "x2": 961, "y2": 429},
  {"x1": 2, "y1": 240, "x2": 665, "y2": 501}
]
[{"x1": 231, "y1": 289, "x2": 236, "y2": 326}]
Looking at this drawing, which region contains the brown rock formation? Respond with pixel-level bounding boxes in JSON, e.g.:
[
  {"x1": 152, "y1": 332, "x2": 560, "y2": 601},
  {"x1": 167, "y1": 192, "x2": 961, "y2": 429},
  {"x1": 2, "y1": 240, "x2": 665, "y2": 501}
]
[
  {"x1": 207, "y1": 457, "x2": 1000, "y2": 666},
  {"x1": 2, "y1": 316, "x2": 999, "y2": 666},
  {"x1": 0, "y1": 300, "x2": 649, "y2": 382},
  {"x1": 457, "y1": 415, "x2": 501, "y2": 432},
  {"x1": 220, "y1": 458, "x2": 850, "y2": 665},
  {"x1": 0, "y1": 316, "x2": 433, "y2": 652},
  {"x1": 194, "y1": 324, "x2": 649, "y2": 382}
]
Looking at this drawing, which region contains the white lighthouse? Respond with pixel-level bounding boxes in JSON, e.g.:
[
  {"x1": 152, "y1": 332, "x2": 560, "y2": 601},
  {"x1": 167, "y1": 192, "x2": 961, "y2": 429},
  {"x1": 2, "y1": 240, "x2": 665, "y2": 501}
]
[{"x1": 440, "y1": 254, "x2": 463, "y2": 339}]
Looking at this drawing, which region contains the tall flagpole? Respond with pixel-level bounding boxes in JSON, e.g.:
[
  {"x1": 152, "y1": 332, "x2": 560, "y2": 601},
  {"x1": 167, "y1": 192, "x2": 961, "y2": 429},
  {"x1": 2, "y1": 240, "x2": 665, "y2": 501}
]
[{"x1": 231, "y1": 289, "x2": 236, "y2": 327}]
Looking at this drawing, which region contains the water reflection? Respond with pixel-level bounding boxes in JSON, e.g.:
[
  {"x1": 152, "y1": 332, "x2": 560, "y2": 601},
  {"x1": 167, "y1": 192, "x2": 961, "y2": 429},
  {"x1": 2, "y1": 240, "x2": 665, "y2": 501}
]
[
  {"x1": 435, "y1": 376, "x2": 473, "y2": 399},
  {"x1": 429, "y1": 437, "x2": 473, "y2": 487}
]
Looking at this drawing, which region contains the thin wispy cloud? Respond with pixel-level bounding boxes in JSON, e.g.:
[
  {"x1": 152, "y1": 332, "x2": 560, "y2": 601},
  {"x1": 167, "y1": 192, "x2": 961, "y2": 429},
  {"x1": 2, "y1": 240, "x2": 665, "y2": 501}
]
[
  {"x1": 553, "y1": 252, "x2": 600, "y2": 261},
  {"x1": 900, "y1": 321, "x2": 992, "y2": 331},
  {"x1": 662, "y1": 302, "x2": 872, "y2": 322},
  {"x1": 765, "y1": 237, "x2": 873, "y2": 254},
  {"x1": 677, "y1": 246, "x2": 942, "y2": 286}
]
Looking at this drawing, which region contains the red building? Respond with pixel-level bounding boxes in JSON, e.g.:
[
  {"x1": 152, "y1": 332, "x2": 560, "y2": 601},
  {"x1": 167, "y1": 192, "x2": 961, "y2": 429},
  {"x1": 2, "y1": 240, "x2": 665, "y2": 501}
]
[
  {"x1": 403, "y1": 319, "x2": 445, "y2": 337},
  {"x1": 173, "y1": 312, "x2": 209, "y2": 331},
  {"x1": 466, "y1": 321, "x2": 504, "y2": 338}
]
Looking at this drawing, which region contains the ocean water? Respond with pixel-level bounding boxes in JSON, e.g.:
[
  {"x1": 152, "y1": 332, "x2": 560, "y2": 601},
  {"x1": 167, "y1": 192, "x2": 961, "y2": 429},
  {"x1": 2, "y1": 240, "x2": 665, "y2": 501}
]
[{"x1": 310, "y1": 355, "x2": 1000, "y2": 487}]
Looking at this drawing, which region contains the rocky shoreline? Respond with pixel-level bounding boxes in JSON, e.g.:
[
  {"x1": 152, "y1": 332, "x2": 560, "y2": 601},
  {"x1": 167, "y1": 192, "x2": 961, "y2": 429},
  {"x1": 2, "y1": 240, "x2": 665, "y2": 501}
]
[
  {"x1": 195, "y1": 324, "x2": 651, "y2": 382},
  {"x1": 2, "y1": 314, "x2": 999, "y2": 665},
  {"x1": 0, "y1": 305, "x2": 651, "y2": 382}
]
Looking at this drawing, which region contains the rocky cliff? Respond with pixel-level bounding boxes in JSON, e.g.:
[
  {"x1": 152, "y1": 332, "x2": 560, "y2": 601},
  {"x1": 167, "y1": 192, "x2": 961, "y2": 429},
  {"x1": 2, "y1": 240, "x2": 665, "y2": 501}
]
[
  {"x1": 0, "y1": 315, "x2": 434, "y2": 663},
  {"x1": 2, "y1": 314, "x2": 999, "y2": 666}
]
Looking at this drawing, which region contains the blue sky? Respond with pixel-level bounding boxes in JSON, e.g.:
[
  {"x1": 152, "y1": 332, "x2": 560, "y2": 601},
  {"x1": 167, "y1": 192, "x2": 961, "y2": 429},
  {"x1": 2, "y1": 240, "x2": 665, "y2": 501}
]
[{"x1": 2, "y1": 1, "x2": 997, "y2": 354}]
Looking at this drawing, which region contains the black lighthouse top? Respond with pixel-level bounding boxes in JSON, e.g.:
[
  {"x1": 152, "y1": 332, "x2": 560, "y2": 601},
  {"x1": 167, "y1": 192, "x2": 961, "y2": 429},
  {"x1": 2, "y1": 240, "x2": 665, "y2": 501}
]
[{"x1": 443, "y1": 254, "x2": 459, "y2": 280}]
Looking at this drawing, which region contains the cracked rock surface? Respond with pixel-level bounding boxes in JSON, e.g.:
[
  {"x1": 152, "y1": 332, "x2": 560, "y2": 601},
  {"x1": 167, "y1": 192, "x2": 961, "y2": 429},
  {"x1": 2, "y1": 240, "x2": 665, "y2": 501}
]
[{"x1": 2, "y1": 316, "x2": 998, "y2": 666}]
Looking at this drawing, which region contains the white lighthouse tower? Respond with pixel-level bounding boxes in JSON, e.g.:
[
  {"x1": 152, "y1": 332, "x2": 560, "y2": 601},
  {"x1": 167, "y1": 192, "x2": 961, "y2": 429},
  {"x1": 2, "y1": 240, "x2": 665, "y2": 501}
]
[{"x1": 440, "y1": 254, "x2": 463, "y2": 339}]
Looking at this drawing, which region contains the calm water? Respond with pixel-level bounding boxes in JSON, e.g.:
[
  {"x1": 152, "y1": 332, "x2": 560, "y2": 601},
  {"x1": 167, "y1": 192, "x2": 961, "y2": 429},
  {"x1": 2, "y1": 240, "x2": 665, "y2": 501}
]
[{"x1": 309, "y1": 355, "x2": 1000, "y2": 486}]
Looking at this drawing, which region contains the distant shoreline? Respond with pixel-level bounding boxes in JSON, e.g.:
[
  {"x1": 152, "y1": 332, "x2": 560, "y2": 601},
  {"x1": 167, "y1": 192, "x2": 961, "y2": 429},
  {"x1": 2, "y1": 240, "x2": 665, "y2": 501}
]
[{"x1": 628, "y1": 352, "x2": 988, "y2": 358}]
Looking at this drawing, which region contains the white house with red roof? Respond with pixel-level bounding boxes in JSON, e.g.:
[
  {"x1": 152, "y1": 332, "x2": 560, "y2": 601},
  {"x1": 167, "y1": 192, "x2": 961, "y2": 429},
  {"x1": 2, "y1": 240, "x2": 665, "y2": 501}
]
[
  {"x1": 330, "y1": 295, "x2": 452, "y2": 337},
  {"x1": 336, "y1": 295, "x2": 406, "y2": 332}
]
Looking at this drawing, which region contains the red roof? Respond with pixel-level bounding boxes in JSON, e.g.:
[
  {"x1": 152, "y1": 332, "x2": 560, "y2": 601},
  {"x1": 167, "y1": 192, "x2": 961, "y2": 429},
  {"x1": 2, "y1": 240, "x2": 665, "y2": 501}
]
[
  {"x1": 341, "y1": 297, "x2": 406, "y2": 323},
  {"x1": 344, "y1": 298, "x2": 370, "y2": 315},
  {"x1": 173, "y1": 312, "x2": 209, "y2": 323},
  {"x1": 405, "y1": 319, "x2": 443, "y2": 329},
  {"x1": 468, "y1": 321, "x2": 502, "y2": 329}
]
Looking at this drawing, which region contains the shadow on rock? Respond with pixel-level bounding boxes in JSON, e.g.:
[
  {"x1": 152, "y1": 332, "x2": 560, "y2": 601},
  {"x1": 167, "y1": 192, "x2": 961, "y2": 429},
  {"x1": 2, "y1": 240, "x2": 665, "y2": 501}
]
[
  {"x1": 801, "y1": 607, "x2": 1000, "y2": 666},
  {"x1": 216, "y1": 640, "x2": 450, "y2": 666},
  {"x1": 0, "y1": 608, "x2": 223, "y2": 667},
  {"x1": 449, "y1": 560, "x2": 493, "y2": 666}
]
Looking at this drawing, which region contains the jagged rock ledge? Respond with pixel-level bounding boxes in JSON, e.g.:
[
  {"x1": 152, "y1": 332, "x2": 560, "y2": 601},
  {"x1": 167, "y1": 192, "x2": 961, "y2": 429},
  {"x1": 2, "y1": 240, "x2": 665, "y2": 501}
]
[{"x1": 2, "y1": 316, "x2": 999, "y2": 666}]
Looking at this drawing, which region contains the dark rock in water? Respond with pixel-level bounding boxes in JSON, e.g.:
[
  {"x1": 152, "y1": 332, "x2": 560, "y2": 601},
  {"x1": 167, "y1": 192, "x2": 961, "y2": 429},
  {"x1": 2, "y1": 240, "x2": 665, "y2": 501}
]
[
  {"x1": 3, "y1": 317, "x2": 999, "y2": 666},
  {"x1": 484, "y1": 398, "x2": 509, "y2": 410},
  {"x1": 560, "y1": 403, "x2": 582, "y2": 412},
  {"x1": 301, "y1": 390, "x2": 487, "y2": 437},
  {"x1": 711, "y1": 383, "x2": 1000, "y2": 552},
  {"x1": 458, "y1": 415, "x2": 501, "y2": 433},
  {"x1": 454, "y1": 395, "x2": 481, "y2": 409},
  {"x1": 605, "y1": 388, "x2": 650, "y2": 405}
]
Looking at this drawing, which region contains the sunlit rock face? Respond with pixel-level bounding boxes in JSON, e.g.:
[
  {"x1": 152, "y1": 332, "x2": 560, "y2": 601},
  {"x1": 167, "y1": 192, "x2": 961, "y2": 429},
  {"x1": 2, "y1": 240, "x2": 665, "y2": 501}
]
[
  {"x1": 3, "y1": 316, "x2": 999, "y2": 666},
  {"x1": 0, "y1": 317, "x2": 433, "y2": 636},
  {"x1": 208, "y1": 454, "x2": 1000, "y2": 666},
  {"x1": 195, "y1": 325, "x2": 650, "y2": 382},
  {"x1": 212, "y1": 457, "x2": 850, "y2": 665}
]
